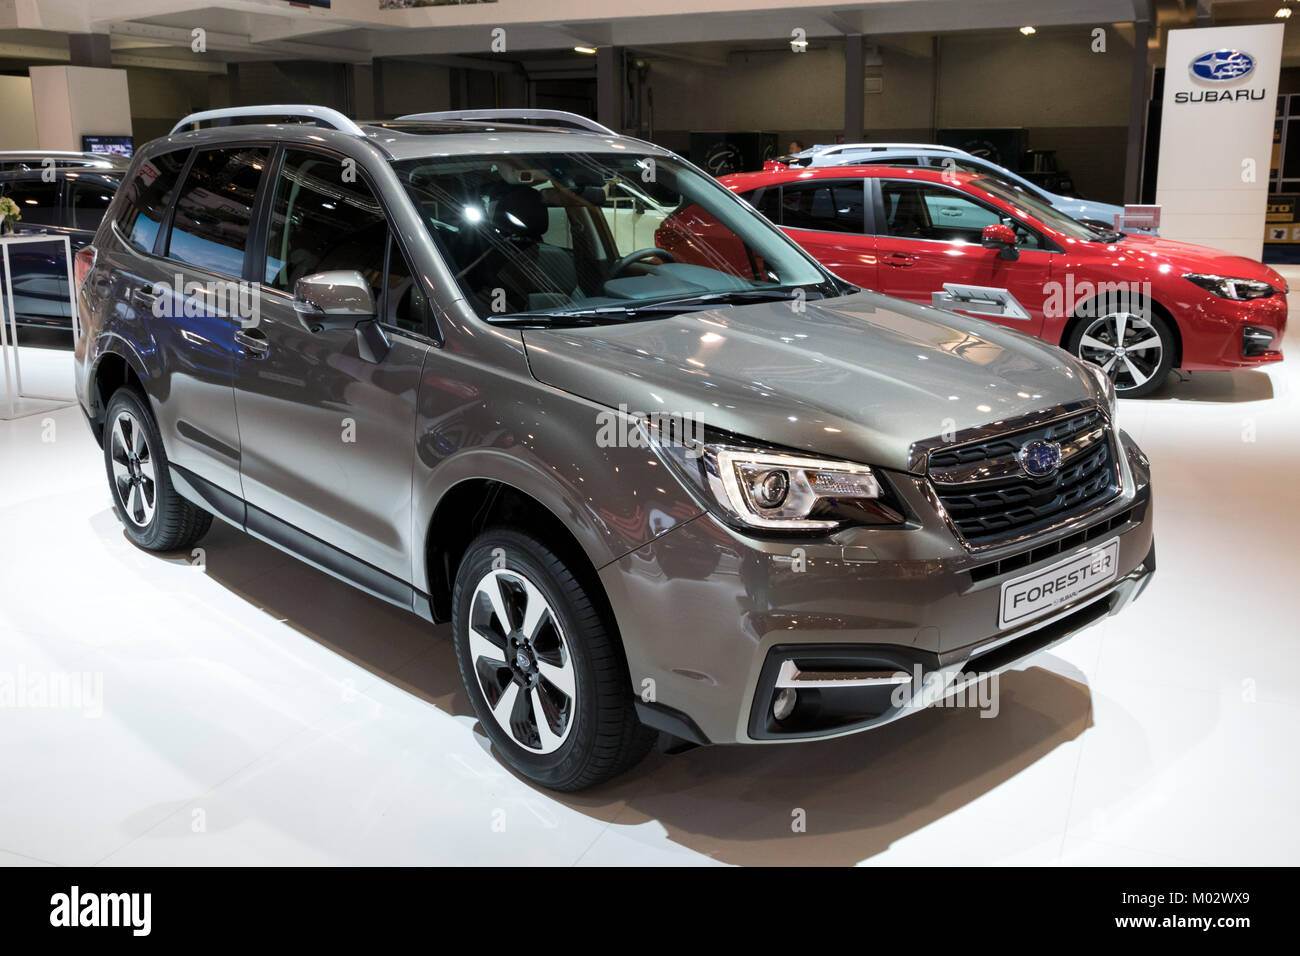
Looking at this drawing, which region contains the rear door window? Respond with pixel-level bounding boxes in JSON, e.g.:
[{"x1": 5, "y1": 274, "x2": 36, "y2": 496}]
[
  {"x1": 779, "y1": 179, "x2": 866, "y2": 233},
  {"x1": 166, "y1": 147, "x2": 269, "y2": 277},
  {"x1": 116, "y1": 150, "x2": 190, "y2": 254},
  {"x1": 1, "y1": 179, "x2": 61, "y2": 227}
]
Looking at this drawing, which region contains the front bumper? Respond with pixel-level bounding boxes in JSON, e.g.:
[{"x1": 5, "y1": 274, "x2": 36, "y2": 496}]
[
  {"x1": 1180, "y1": 291, "x2": 1287, "y2": 369},
  {"x1": 603, "y1": 428, "x2": 1154, "y2": 745}
]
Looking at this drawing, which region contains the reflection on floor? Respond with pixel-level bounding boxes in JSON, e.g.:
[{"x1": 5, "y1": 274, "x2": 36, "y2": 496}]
[{"x1": 1, "y1": 279, "x2": 1298, "y2": 866}]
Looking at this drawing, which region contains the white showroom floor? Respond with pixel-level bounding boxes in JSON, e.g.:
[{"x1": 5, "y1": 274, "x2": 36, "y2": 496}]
[{"x1": 2, "y1": 279, "x2": 1299, "y2": 868}]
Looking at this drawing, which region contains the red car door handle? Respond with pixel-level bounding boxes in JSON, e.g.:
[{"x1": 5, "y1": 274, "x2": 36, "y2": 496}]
[{"x1": 885, "y1": 253, "x2": 916, "y2": 267}]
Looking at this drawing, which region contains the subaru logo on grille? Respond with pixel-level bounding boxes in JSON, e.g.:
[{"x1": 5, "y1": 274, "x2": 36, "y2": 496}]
[
  {"x1": 1019, "y1": 439, "x2": 1063, "y2": 478},
  {"x1": 1190, "y1": 49, "x2": 1255, "y2": 82}
]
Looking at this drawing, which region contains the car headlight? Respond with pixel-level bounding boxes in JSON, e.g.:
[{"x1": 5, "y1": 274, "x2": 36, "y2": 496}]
[
  {"x1": 1183, "y1": 273, "x2": 1275, "y2": 300},
  {"x1": 646, "y1": 425, "x2": 905, "y2": 532},
  {"x1": 1083, "y1": 360, "x2": 1118, "y2": 419}
]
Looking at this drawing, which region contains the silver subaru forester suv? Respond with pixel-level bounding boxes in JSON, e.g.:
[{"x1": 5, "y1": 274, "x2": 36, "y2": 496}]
[{"x1": 73, "y1": 106, "x2": 1155, "y2": 790}]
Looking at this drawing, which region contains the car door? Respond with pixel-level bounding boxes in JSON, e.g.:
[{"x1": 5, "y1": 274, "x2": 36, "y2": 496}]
[
  {"x1": 234, "y1": 146, "x2": 432, "y2": 581},
  {"x1": 768, "y1": 178, "x2": 877, "y2": 288},
  {"x1": 871, "y1": 177, "x2": 1052, "y2": 337},
  {"x1": 139, "y1": 145, "x2": 266, "y2": 498}
]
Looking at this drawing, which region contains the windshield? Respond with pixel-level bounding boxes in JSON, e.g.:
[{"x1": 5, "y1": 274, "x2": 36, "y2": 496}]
[
  {"x1": 970, "y1": 176, "x2": 1104, "y2": 242},
  {"x1": 390, "y1": 151, "x2": 833, "y2": 322}
]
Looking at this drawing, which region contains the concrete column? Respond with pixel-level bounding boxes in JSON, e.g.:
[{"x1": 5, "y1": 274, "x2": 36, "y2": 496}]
[
  {"x1": 29, "y1": 66, "x2": 132, "y2": 151},
  {"x1": 68, "y1": 34, "x2": 112, "y2": 69},
  {"x1": 596, "y1": 46, "x2": 620, "y2": 130},
  {"x1": 374, "y1": 58, "x2": 387, "y2": 118},
  {"x1": 1123, "y1": 18, "x2": 1151, "y2": 204},
  {"x1": 844, "y1": 34, "x2": 864, "y2": 143},
  {"x1": 346, "y1": 63, "x2": 376, "y2": 118}
]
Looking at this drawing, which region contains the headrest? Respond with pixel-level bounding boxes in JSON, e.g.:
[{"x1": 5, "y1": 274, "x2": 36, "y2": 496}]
[{"x1": 491, "y1": 185, "x2": 548, "y2": 239}]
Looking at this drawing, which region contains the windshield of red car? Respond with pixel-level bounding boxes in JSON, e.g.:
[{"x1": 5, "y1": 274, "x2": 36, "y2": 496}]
[{"x1": 970, "y1": 176, "x2": 1104, "y2": 242}]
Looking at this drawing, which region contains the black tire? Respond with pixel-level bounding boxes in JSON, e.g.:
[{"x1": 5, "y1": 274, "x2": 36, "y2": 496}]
[
  {"x1": 103, "y1": 388, "x2": 212, "y2": 552},
  {"x1": 1066, "y1": 303, "x2": 1176, "y2": 399},
  {"x1": 452, "y1": 528, "x2": 654, "y2": 791}
]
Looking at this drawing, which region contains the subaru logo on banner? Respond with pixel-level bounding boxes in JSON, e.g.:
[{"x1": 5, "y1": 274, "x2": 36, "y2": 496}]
[{"x1": 1190, "y1": 49, "x2": 1256, "y2": 82}]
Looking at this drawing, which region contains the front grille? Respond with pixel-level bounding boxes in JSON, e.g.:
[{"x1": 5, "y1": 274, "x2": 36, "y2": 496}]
[{"x1": 928, "y1": 408, "x2": 1121, "y2": 549}]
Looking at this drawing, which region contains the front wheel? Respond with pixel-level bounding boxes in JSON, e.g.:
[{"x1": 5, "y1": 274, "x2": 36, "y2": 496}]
[
  {"x1": 452, "y1": 528, "x2": 653, "y2": 790},
  {"x1": 1066, "y1": 308, "x2": 1175, "y2": 399}
]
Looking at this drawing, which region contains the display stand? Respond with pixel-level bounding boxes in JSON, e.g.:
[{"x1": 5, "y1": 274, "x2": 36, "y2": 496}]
[{"x1": 0, "y1": 234, "x2": 78, "y2": 420}]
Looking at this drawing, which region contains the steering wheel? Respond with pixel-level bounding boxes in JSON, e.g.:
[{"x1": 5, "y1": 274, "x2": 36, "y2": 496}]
[{"x1": 607, "y1": 247, "x2": 675, "y2": 278}]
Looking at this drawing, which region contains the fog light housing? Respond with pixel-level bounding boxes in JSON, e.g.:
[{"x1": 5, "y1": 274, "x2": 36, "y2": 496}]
[
  {"x1": 1243, "y1": 325, "x2": 1275, "y2": 357},
  {"x1": 773, "y1": 688, "x2": 798, "y2": 721}
]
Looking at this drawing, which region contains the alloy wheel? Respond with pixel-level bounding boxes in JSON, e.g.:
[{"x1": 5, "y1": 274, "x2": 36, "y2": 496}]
[
  {"x1": 109, "y1": 411, "x2": 156, "y2": 527},
  {"x1": 468, "y1": 568, "x2": 576, "y2": 754},
  {"x1": 1076, "y1": 311, "x2": 1165, "y2": 393}
]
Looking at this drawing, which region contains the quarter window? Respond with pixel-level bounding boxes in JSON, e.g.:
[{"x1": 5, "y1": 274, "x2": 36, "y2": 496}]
[
  {"x1": 117, "y1": 150, "x2": 189, "y2": 254},
  {"x1": 167, "y1": 147, "x2": 269, "y2": 277},
  {"x1": 381, "y1": 235, "x2": 428, "y2": 335},
  {"x1": 67, "y1": 179, "x2": 116, "y2": 231}
]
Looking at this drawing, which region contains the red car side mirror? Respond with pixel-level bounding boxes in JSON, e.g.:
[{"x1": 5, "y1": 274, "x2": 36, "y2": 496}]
[{"x1": 981, "y1": 223, "x2": 1019, "y2": 260}]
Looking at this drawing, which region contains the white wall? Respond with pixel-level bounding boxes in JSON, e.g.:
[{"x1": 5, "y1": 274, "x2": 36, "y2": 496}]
[{"x1": 0, "y1": 76, "x2": 38, "y2": 149}]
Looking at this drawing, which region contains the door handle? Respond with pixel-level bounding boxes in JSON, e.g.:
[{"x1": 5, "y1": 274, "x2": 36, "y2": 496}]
[
  {"x1": 234, "y1": 327, "x2": 270, "y2": 356},
  {"x1": 130, "y1": 285, "x2": 159, "y2": 310},
  {"x1": 885, "y1": 253, "x2": 917, "y2": 267}
]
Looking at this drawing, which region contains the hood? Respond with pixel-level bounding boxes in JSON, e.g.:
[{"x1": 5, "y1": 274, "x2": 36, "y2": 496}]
[
  {"x1": 1115, "y1": 233, "x2": 1284, "y2": 287},
  {"x1": 522, "y1": 292, "x2": 1099, "y2": 474}
]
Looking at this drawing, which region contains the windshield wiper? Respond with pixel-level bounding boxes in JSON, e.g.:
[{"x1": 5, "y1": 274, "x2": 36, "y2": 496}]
[
  {"x1": 486, "y1": 287, "x2": 829, "y2": 326},
  {"x1": 1085, "y1": 224, "x2": 1125, "y2": 243},
  {"x1": 484, "y1": 313, "x2": 602, "y2": 328}
]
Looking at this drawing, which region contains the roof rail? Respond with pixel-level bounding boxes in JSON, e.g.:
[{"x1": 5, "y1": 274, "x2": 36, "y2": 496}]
[
  {"x1": 396, "y1": 109, "x2": 616, "y2": 137},
  {"x1": 170, "y1": 105, "x2": 366, "y2": 137}
]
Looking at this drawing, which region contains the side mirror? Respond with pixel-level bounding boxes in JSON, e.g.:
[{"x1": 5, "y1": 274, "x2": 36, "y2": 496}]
[
  {"x1": 292, "y1": 270, "x2": 389, "y2": 363},
  {"x1": 981, "y1": 223, "x2": 1019, "y2": 260},
  {"x1": 292, "y1": 270, "x2": 377, "y2": 332}
]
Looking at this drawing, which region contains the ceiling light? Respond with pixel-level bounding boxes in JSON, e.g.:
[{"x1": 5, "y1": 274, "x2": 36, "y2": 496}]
[
  {"x1": 1277, "y1": 6, "x2": 1292, "y2": 18},
  {"x1": 573, "y1": 45, "x2": 597, "y2": 55},
  {"x1": 1020, "y1": 25, "x2": 1036, "y2": 35}
]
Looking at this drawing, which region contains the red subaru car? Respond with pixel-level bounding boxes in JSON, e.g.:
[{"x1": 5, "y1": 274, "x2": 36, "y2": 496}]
[{"x1": 682, "y1": 165, "x2": 1287, "y2": 397}]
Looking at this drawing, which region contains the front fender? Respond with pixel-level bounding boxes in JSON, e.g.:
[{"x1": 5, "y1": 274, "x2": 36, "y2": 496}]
[{"x1": 409, "y1": 382, "x2": 704, "y2": 593}]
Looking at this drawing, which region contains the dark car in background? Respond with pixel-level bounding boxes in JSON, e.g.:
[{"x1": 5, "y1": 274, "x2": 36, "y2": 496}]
[{"x1": 0, "y1": 166, "x2": 122, "y2": 330}]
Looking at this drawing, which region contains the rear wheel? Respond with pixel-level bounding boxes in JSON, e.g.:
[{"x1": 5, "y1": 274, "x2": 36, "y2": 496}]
[
  {"x1": 1067, "y1": 307, "x2": 1175, "y2": 399},
  {"x1": 452, "y1": 528, "x2": 653, "y2": 790},
  {"x1": 103, "y1": 388, "x2": 212, "y2": 552}
]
